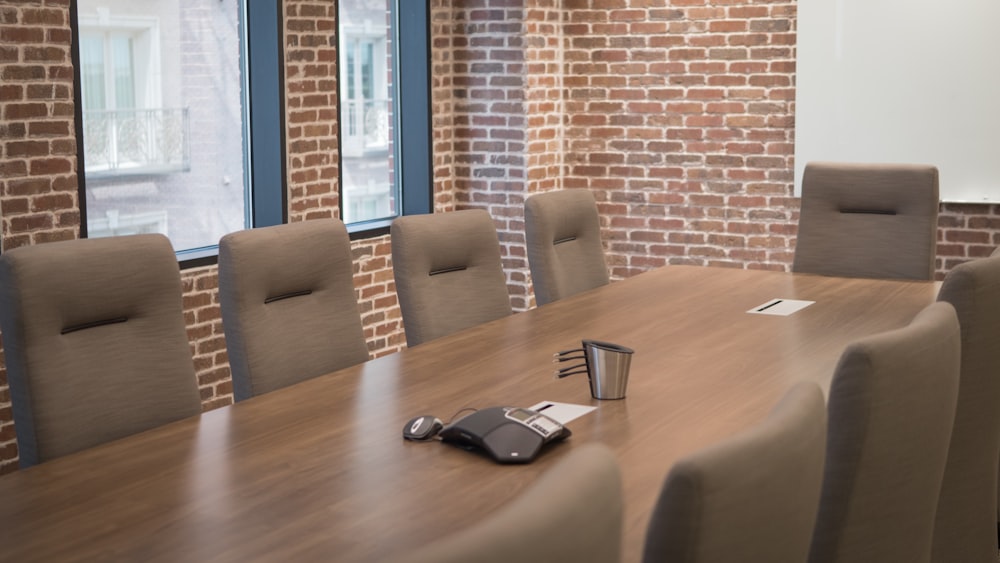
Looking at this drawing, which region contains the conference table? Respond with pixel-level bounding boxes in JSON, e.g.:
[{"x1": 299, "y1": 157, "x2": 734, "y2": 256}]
[{"x1": 0, "y1": 265, "x2": 941, "y2": 562}]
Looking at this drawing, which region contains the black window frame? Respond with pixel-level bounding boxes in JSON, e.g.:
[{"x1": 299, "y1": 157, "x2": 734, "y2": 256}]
[
  {"x1": 338, "y1": 0, "x2": 432, "y2": 241},
  {"x1": 70, "y1": 0, "x2": 288, "y2": 270}
]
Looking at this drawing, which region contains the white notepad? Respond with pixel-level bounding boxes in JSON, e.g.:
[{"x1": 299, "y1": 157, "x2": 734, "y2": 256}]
[
  {"x1": 747, "y1": 298, "x2": 815, "y2": 316},
  {"x1": 528, "y1": 401, "x2": 597, "y2": 425}
]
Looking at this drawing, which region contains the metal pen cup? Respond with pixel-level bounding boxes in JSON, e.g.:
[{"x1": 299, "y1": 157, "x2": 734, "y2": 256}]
[{"x1": 582, "y1": 340, "x2": 633, "y2": 400}]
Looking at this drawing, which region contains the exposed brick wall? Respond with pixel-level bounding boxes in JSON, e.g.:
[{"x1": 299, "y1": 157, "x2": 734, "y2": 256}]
[
  {"x1": 520, "y1": 0, "x2": 564, "y2": 307},
  {"x1": 445, "y1": 2, "x2": 534, "y2": 309},
  {"x1": 352, "y1": 233, "x2": 406, "y2": 356},
  {"x1": 523, "y1": 1, "x2": 564, "y2": 199},
  {"x1": 3, "y1": 0, "x2": 1000, "y2": 476},
  {"x1": 440, "y1": 0, "x2": 567, "y2": 311},
  {"x1": 0, "y1": 0, "x2": 79, "y2": 474},
  {"x1": 285, "y1": 0, "x2": 340, "y2": 223},
  {"x1": 937, "y1": 203, "x2": 1000, "y2": 278},
  {"x1": 563, "y1": 1, "x2": 800, "y2": 278},
  {"x1": 430, "y1": 2, "x2": 459, "y2": 214},
  {"x1": 181, "y1": 266, "x2": 232, "y2": 410},
  {"x1": 0, "y1": 0, "x2": 77, "y2": 252}
]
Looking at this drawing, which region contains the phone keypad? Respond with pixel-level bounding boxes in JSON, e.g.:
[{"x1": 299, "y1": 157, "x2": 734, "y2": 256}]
[{"x1": 504, "y1": 408, "x2": 563, "y2": 438}]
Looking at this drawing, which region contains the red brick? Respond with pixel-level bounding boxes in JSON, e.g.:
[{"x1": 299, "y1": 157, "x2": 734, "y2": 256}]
[
  {"x1": 23, "y1": 46, "x2": 66, "y2": 63},
  {"x1": 11, "y1": 213, "x2": 54, "y2": 232},
  {"x1": 29, "y1": 193, "x2": 73, "y2": 212},
  {"x1": 2, "y1": 65, "x2": 46, "y2": 81},
  {"x1": 21, "y1": 7, "x2": 65, "y2": 26},
  {"x1": 27, "y1": 121, "x2": 69, "y2": 137},
  {"x1": 7, "y1": 177, "x2": 50, "y2": 196},
  {"x1": 28, "y1": 157, "x2": 72, "y2": 175},
  {"x1": 6, "y1": 140, "x2": 49, "y2": 157},
  {"x1": 4, "y1": 103, "x2": 47, "y2": 120},
  {"x1": 1, "y1": 26, "x2": 45, "y2": 44},
  {"x1": 945, "y1": 230, "x2": 991, "y2": 244},
  {"x1": 33, "y1": 229, "x2": 75, "y2": 244},
  {"x1": 0, "y1": 43, "x2": 17, "y2": 64}
]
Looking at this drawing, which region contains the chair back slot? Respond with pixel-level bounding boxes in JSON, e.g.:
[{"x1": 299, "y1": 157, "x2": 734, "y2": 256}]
[
  {"x1": 429, "y1": 266, "x2": 467, "y2": 276},
  {"x1": 60, "y1": 317, "x2": 128, "y2": 335},
  {"x1": 264, "y1": 289, "x2": 313, "y2": 304},
  {"x1": 838, "y1": 208, "x2": 897, "y2": 216}
]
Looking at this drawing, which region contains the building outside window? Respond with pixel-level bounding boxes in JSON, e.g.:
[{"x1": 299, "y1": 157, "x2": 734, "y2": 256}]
[
  {"x1": 338, "y1": 0, "x2": 398, "y2": 227},
  {"x1": 75, "y1": 1, "x2": 425, "y2": 249},
  {"x1": 76, "y1": 0, "x2": 250, "y2": 256}
]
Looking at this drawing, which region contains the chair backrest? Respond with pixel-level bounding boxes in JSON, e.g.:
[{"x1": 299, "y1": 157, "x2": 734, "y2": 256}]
[
  {"x1": 995, "y1": 247, "x2": 1000, "y2": 532},
  {"x1": 218, "y1": 219, "x2": 369, "y2": 401},
  {"x1": 400, "y1": 443, "x2": 623, "y2": 563},
  {"x1": 931, "y1": 252, "x2": 1000, "y2": 563},
  {"x1": 809, "y1": 301, "x2": 961, "y2": 563},
  {"x1": 642, "y1": 381, "x2": 827, "y2": 563},
  {"x1": 0, "y1": 234, "x2": 202, "y2": 468},
  {"x1": 390, "y1": 209, "x2": 512, "y2": 346},
  {"x1": 525, "y1": 189, "x2": 610, "y2": 306},
  {"x1": 793, "y1": 161, "x2": 939, "y2": 280}
]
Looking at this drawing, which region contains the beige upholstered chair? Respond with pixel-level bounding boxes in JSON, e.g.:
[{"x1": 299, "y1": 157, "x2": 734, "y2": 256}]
[
  {"x1": 931, "y1": 251, "x2": 1000, "y2": 563},
  {"x1": 793, "y1": 162, "x2": 939, "y2": 280},
  {"x1": 809, "y1": 302, "x2": 961, "y2": 563},
  {"x1": 219, "y1": 219, "x2": 369, "y2": 401},
  {"x1": 390, "y1": 209, "x2": 512, "y2": 347},
  {"x1": 524, "y1": 189, "x2": 610, "y2": 306},
  {"x1": 642, "y1": 381, "x2": 827, "y2": 563},
  {"x1": 400, "y1": 443, "x2": 623, "y2": 563},
  {"x1": 0, "y1": 234, "x2": 202, "y2": 468}
]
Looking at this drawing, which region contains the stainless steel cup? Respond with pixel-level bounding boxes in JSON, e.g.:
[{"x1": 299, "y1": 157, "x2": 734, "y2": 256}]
[{"x1": 583, "y1": 340, "x2": 633, "y2": 400}]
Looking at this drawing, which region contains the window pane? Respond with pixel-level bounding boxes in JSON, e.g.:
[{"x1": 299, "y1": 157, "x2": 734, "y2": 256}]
[
  {"x1": 346, "y1": 41, "x2": 355, "y2": 101},
  {"x1": 78, "y1": 0, "x2": 249, "y2": 254},
  {"x1": 79, "y1": 34, "x2": 105, "y2": 111},
  {"x1": 338, "y1": 0, "x2": 397, "y2": 226},
  {"x1": 361, "y1": 42, "x2": 373, "y2": 100},
  {"x1": 111, "y1": 35, "x2": 135, "y2": 109}
]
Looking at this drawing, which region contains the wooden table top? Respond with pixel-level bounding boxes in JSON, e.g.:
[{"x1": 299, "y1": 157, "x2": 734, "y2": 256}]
[{"x1": 0, "y1": 265, "x2": 940, "y2": 562}]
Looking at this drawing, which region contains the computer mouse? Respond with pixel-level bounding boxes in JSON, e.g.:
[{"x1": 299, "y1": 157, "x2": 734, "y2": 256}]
[{"x1": 402, "y1": 415, "x2": 443, "y2": 441}]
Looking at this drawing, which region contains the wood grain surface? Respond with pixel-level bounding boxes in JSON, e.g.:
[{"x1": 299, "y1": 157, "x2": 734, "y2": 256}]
[{"x1": 0, "y1": 266, "x2": 940, "y2": 562}]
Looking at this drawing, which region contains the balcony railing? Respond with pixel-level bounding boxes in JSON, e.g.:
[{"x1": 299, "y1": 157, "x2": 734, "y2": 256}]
[
  {"x1": 342, "y1": 98, "x2": 389, "y2": 157},
  {"x1": 83, "y1": 107, "x2": 190, "y2": 178}
]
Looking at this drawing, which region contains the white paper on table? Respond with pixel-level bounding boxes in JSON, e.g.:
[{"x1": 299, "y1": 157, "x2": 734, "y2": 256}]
[
  {"x1": 747, "y1": 298, "x2": 815, "y2": 316},
  {"x1": 527, "y1": 401, "x2": 597, "y2": 425}
]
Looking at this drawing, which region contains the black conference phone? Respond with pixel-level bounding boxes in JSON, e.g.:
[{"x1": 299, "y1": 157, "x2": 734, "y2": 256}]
[{"x1": 439, "y1": 406, "x2": 570, "y2": 464}]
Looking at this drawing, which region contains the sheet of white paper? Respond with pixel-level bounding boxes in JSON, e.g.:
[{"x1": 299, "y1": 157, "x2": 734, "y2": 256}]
[
  {"x1": 747, "y1": 298, "x2": 816, "y2": 316},
  {"x1": 527, "y1": 401, "x2": 597, "y2": 425}
]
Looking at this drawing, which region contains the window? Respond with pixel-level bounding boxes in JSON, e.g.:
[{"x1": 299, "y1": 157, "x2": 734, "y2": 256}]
[
  {"x1": 78, "y1": 16, "x2": 179, "y2": 179},
  {"x1": 73, "y1": 0, "x2": 284, "y2": 262},
  {"x1": 337, "y1": 0, "x2": 430, "y2": 233}
]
